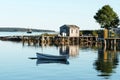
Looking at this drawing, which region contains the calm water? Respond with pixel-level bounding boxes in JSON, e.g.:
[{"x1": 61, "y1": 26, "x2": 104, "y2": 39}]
[
  {"x1": 0, "y1": 32, "x2": 57, "y2": 36},
  {"x1": 0, "y1": 32, "x2": 120, "y2": 80}
]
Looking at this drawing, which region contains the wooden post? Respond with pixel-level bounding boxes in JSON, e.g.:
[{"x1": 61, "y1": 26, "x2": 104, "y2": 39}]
[
  {"x1": 41, "y1": 35, "x2": 44, "y2": 43},
  {"x1": 104, "y1": 39, "x2": 106, "y2": 50},
  {"x1": 104, "y1": 29, "x2": 108, "y2": 39},
  {"x1": 66, "y1": 37, "x2": 69, "y2": 45},
  {"x1": 114, "y1": 39, "x2": 116, "y2": 45}
]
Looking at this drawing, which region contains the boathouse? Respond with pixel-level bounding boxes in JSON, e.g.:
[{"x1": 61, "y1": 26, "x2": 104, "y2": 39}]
[{"x1": 60, "y1": 25, "x2": 80, "y2": 37}]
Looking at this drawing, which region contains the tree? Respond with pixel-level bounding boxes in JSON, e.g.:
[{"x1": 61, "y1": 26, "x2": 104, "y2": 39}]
[{"x1": 94, "y1": 5, "x2": 120, "y2": 29}]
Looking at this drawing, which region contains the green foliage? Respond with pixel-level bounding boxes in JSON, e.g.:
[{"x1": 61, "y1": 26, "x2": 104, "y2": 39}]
[
  {"x1": 41, "y1": 33, "x2": 57, "y2": 37},
  {"x1": 92, "y1": 30, "x2": 98, "y2": 36},
  {"x1": 80, "y1": 30, "x2": 100, "y2": 36},
  {"x1": 80, "y1": 30, "x2": 93, "y2": 35},
  {"x1": 79, "y1": 31, "x2": 83, "y2": 36},
  {"x1": 94, "y1": 5, "x2": 120, "y2": 29}
]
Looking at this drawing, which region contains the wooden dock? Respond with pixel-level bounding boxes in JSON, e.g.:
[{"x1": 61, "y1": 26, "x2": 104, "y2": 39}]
[
  {"x1": 0, "y1": 35, "x2": 100, "y2": 47},
  {"x1": 104, "y1": 38, "x2": 120, "y2": 50},
  {"x1": 3, "y1": 35, "x2": 120, "y2": 50},
  {"x1": 22, "y1": 35, "x2": 98, "y2": 46}
]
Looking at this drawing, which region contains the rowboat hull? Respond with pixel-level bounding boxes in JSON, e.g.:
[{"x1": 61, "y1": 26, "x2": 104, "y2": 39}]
[{"x1": 36, "y1": 53, "x2": 68, "y2": 60}]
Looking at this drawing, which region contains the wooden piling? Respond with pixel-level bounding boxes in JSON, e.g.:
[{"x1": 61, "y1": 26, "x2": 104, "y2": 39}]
[{"x1": 105, "y1": 38, "x2": 120, "y2": 50}]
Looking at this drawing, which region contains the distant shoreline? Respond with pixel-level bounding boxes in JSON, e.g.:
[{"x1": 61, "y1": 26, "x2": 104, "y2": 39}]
[{"x1": 0, "y1": 27, "x2": 55, "y2": 32}]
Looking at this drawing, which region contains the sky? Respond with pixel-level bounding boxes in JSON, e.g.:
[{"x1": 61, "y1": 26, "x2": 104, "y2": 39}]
[{"x1": 0, "y1": 0, "x2": 120, "y2": 31}]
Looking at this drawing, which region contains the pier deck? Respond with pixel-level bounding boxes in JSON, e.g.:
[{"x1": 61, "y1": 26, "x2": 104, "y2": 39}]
[
  {"x1": 22, "y1": 35, "x2": 98, "y2": 45},
  {"x1": 0, "y1": 35, "x2": 98, "y2": 45}
]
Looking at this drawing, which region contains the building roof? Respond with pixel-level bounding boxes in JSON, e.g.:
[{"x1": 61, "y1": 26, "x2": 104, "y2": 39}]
[{"x1": 60, "y1": 24, "x2": 79, "y2": 29}]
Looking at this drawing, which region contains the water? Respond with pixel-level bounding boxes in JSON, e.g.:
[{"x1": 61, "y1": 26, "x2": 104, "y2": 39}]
[
  {"x1": 0, "y1": 32, "x2": 58, "y2": 36},
  {"x1": 0, "y1": 32, "x2": 120, "y2": 80}
]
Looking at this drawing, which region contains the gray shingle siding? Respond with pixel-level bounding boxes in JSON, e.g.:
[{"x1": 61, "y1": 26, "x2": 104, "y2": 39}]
[{"x1": 60, "y1": 24, "x2": 80, "y2": 37}]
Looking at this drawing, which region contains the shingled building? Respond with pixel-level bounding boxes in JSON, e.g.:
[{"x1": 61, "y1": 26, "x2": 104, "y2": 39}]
[{"x1": 60, "y1": 24, "x2": 80, "y2": 37}]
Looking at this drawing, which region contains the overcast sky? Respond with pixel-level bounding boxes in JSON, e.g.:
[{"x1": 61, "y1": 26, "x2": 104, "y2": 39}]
[{"x1": 0, "y1": 0, "x2": 119, "y2": 31}]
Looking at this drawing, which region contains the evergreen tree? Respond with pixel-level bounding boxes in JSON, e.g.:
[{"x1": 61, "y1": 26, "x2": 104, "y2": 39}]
[{"x1": 94, "y1": 5, "x2": 120, "y2": 29}]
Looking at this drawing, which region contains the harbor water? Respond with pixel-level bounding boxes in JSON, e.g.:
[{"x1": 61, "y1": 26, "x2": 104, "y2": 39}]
[{"x1": 0, "y1": 32, "x2": 120, "y2": 80}]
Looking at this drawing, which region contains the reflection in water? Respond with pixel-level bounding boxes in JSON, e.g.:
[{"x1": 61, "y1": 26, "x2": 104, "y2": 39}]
[
  {"x1": 94, "y1": 47, "x2": 119, "y2": 79},
  {"x1": 23, "y1": 41, "x2": 80, "y2": 57},
  {"x1": 36, "y1": 59, "x2": 69, "y2": 65},
  {"x1": 59, "y1": 45, "x2": 79, "y2": 57}
]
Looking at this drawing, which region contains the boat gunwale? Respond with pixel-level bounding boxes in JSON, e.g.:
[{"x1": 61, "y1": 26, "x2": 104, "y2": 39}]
[{"x1": 36, "y1": 53, "x2": 68, "y2": 60}]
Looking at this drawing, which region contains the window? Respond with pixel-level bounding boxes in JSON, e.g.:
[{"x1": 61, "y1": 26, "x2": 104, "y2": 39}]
[
  {"x1": 71, "y1": 29, "x2": 73, "y2": 33},
  {"x1": 76, "y1": 30, "x2": 78, "y2": 33}
]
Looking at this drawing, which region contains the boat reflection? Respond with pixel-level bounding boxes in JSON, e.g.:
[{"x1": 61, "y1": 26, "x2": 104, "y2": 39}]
[
  {"x1": 94, "y1": 47, "x2": 119, "y2": 79},
  {"x1": 36, "y1": 59, "x2": 69, "y2": 65}
]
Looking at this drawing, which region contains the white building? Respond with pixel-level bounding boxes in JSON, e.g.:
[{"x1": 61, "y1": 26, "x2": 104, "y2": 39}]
[{"x1": 60, "y1": 24, "x2": 80, "y2": 37}]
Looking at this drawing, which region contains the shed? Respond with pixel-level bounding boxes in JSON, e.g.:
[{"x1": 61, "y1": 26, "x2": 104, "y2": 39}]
[{"x1": 60, "y1": 24, "x2": 80, "y2": 37}]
